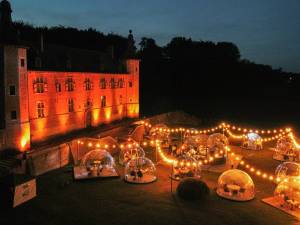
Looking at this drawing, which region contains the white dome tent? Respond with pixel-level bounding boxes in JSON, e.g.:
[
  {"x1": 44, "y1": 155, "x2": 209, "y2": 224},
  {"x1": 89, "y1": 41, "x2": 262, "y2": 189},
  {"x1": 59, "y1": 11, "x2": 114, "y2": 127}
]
[
  {"x1": 74, "y1": 149, "x2": 118, "y2": 179},
  {"x1": 119, "y1": 146, "x2": 145, "y2": 166},
  {"x1": 242, "y1": 133, "x2": 263, "y2": 150},
  {"x1": 207, "y1": 133, "x2": 228, "y2": 164},
  {"x1": 171, "y1": 155, "x2": 201, "y2": 180},
  {"x1": 124, "y1": 157, "x2": 157, "y2": 184},
  {"x1": 273, "y1": 135, "x2": 299, "y2": 162},
  {"x1": 275, "y1": 162, "x2": 300, "y2": 183},
  {"x1": 216, "y1": 169, "x2": 255, "y2": 201}
]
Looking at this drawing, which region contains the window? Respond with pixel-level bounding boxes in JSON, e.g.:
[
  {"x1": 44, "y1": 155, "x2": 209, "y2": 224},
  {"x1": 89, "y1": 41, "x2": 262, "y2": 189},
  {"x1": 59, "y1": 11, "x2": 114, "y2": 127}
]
[
  {"x1": 119, "y1": 95, "x2": 123, "y2": 104},
  {"x1": 55, "y1": 81, "x2": 61, "y2": 92},
  {"x1": 20, "y1": 58, "x2": 25, "y2": 67},
  {"x1": 86, "y1": 98, "x2": 92, "y2": 108},
  {"x1": 110, "y1": 78, "x2": 116, "y2": 89},
  {"x1": 101, "y1": 96, "x2": 106, "y2": 108},
  {"x1": 10, "y1": 111, "x2": 17, "y2": 120},
  {"x1": 118, "y1": 78, "x2": 124, "y2": 88},
  {"x1": 100, "y1": 78, "x2": 106, "y2": 89},
  {"x1": 9, "y1": 85, "x2": 16, "y2": 96},
  {"x1": 65, "y1": 77, "x2": 75, "y2": 92},
  {"x1": 37, "y1": 102, "x2": 45, "y2": 118},
  {"x1": 68, "y1": 98, "x2": 74, "y2": 112},
  {"x1": 33, "y1": 77, "x2": 47, "y2": 93},
  {"x1": 85, "y1": 78, "x2": 92, "y2": 91},
  {"x1": 129, "y1": 81, "x2": 133, "y2": 88}
]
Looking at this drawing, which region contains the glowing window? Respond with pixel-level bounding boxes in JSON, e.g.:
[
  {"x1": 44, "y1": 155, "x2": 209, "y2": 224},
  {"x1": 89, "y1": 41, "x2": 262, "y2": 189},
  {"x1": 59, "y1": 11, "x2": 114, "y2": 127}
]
[
  {"x1": 55, "y1": 81, "x2": 61, "y2": 92},
  {"x1": 118, "y1": 78, "x2": 124, "y2": 88},
  {"x1": 119, "y1": 95, "x2": 123, "y2": 104},
  {"x1": 68, "y1": 98, "x2": 74, "y2": 112},
  {"x1": 33, "y1": 77, "x2": 47, "y2": 93},
  {"x1": 85, "y1": 78, "x2": 92, "y2": 91},
  {"x1": 65, "y1": 77, "x2": 75, "y2": 91},
  {"x1": 37, "y1": 102, "x2": 45, "y2": 118},
  {"x1": 100, "y1": 78, "x2": 106, "y2": 89},
  {"x1": 110, "y1": 78, "x2": 116, "y2": 89},
  {"x1": 101, "y1": 96, "x2": 106, "y2": 107},
  {"x1": 129, "y1": 81, "x2": 133, "y2": 88}
]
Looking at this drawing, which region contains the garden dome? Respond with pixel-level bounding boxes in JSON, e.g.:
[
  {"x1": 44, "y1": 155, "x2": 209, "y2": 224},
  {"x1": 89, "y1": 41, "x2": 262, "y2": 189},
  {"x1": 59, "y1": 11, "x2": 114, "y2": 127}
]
[
  {"x1": 275, "y1": 162, "x2": 300, "y2": 183},
  {"x1": 207, "y1": 133, "x2": 228, "y2": 163},
  {"x1": 119, "y1": 146, "x2": 145, "y2": 166},
  {"x1": 273, "y1": 135, "x2": 299, "y2": 162},
  {"x1": 274, "y1": 177, "x2": 300, "y2": 207},
  {"x1": 242, "y1": 133, "x2": 263, "y2": 150},
  {"x1": 81, "y1": 149, "x2": 118, "y2": 177},
  {"x1": 216, "y1": 169, "x2": 255, "y2": 201},
  {"x1": 124, "y1": 157, "x2": 157, "y2": 184},
  {"x1": 171, "y1": 155, "x2": 201, "y2": 180}
]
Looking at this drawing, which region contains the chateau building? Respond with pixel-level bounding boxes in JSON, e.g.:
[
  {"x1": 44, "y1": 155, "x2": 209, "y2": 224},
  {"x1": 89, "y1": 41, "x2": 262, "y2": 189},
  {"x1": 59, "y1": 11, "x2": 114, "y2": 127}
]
[{"x1": 0, "y1": 0, "x2": 139, "y2": 151}]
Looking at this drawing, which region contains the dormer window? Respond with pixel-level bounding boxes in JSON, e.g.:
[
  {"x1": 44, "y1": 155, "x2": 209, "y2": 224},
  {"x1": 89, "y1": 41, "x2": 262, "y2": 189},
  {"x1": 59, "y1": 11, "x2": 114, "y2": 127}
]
[
  {"x1": 110, "y1": 78, "x2": 116, "y2": 89},
  {"x1": 118, "y1": 78, "x2": 124, "y2": 88},
  {"x1": 65, "y1": 77, "x2": 75, "y2": 92},
  {"x1": 55, "y1": 81, "x2": 61, "y2": 92},
  {"x1": 33, "y1": 77, "x2": 47, "y2": 93},
  {"x1": 85, "y1": 78, "x2": 93, "y2": 91},
  {"x1": 100, "y1": 78, "x2": 106, "y2": 89}
]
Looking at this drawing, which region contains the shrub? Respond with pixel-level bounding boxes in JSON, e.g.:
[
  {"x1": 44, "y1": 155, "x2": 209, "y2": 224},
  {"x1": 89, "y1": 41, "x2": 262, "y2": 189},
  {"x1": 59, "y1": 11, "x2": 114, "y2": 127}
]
[{"x1": 177, "y1": 178, "x2": 210, "y2": 201}]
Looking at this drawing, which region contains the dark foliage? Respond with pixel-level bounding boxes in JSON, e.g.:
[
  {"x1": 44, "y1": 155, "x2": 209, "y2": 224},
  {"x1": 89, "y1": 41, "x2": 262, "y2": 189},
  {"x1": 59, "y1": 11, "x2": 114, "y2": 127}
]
[{"x1": 177, "y1": 178, "x2": 210, "y2": 201}]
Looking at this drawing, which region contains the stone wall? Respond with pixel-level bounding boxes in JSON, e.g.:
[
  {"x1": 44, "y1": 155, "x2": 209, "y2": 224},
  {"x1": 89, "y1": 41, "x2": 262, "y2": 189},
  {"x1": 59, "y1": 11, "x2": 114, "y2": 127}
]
[{"x1": 27, "y1": 143, "x2": 70, "y2": 176}]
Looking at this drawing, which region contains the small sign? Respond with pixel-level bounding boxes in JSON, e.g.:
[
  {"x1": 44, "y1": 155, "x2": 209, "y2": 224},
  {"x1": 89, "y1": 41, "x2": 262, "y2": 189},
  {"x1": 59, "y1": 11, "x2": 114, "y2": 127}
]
[{"x1": 13, "y1": 179, "x2": 36, "y2": 208}]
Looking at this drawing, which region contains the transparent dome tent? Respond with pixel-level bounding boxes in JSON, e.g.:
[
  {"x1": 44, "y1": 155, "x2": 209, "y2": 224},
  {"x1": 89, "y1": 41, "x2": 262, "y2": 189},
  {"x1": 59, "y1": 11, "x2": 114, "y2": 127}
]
[
  {"x1": 119, "y1": 145, "x2": 145, "y2": 166},
  {"x1": 274, "y1": 177, "x2": 300, "y2": 209},
  {"x1": 183, "y1": 134, "x2": 209, "y2": 161},
  {"x1": 171, "y1": 155, "x2": 201, "y2": 180},
  {"x1": 242, "y1": 133, "x2": 263, "y2": 150},
  {"x1": 149, "y1": 124, "x2": 169, "y2": 144},
  {"x1": 216, "y1": 169, "x2": 255, "y2": 201},
  {"x1": 273, "y1": 135, "x2": 299, "y2": 162},
  {"x1": 80, "y1": 149, "x2": 118, "y2": 178},
  {"x1": 124, "y1": 157, "x2": 157, "y2": 184},
  {"x1": 275, "y1": 162, "x2": 300, "y2": 183},
  {"x1": 207, "y1": 133, "x2": 228, "y2": 164}
]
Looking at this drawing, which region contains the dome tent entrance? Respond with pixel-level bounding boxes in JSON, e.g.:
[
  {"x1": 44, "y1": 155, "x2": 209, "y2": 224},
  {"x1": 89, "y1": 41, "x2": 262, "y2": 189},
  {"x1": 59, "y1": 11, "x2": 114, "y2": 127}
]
[
  {"x1": 124, "y1": 157, "x2": 157, "y2": 184},
  {"x1": 216, "y1": 169, "x2": 255, "y2": 201}
]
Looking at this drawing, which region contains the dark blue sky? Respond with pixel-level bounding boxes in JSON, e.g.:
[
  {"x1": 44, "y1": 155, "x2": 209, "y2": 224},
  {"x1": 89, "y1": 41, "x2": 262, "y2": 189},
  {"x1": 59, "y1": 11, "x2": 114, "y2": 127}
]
[{"x1": 10, "y1": 0, "x2": 300, "y2": 73}]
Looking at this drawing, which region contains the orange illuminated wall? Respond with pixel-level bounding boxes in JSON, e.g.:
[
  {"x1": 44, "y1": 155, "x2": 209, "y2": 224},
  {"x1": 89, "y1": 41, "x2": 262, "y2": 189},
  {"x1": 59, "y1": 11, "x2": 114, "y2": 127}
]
[{"x1": 27, "y1": 59, "x2": 139, "y2": 142}]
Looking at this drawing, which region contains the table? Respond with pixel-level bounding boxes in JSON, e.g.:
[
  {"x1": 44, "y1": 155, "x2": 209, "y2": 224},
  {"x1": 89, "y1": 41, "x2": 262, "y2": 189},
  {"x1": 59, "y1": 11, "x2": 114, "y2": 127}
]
[
  {"x1": 227, "y1": 184, "x2": 241, "y2": 195},
  {"x1": 286, "y1": 199, "x2": 300, "y2": 210}
]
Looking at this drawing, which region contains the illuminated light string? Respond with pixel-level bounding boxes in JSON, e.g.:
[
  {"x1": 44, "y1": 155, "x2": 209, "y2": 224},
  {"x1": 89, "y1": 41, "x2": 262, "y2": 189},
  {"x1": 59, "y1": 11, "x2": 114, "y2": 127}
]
[
  {"x1": 225, "y1": 128, "x2": 288, "y2": 143},
  {"x1": 146, "y1": 120, "x2": 290, "y2": 137},
  {"x1": 289, "y1": 132, "x2": 300, "y2": 149},
  {"x1": 155, "y1": 142, "x2": 283, "y2": 184}
]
